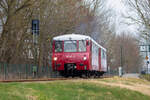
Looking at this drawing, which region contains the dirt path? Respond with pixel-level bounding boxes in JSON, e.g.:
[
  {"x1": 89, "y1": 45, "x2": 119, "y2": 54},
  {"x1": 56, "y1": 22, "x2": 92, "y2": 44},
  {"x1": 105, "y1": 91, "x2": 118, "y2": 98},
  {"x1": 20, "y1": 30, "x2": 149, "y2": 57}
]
[
  {"x1": 85, "y1": 78, "x2": 150, "y2": 96},
  {"x1": 91, "y1": 81, "x2": 150, "y2": 96},
  {"x1": 21, "y1": 77, "x2": 150, "y2": 96}
]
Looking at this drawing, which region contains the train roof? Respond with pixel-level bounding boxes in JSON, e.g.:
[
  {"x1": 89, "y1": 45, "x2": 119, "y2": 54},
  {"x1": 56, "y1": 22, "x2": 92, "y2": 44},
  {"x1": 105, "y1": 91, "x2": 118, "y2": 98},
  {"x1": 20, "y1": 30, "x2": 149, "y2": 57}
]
[
  {"x1": 53, "y1": 34, "x2": 90, "y2": 40},
  {"x1": 53, "y1": 34, "x2": 106, "y2": 51}
]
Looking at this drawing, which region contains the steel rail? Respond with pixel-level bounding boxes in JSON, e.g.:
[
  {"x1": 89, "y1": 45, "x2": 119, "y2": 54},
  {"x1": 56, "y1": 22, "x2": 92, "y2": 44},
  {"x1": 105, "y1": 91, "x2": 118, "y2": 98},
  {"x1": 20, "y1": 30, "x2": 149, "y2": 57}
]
[{"x1": 0, "y1": 76, "x2": 113, "y2": 83}]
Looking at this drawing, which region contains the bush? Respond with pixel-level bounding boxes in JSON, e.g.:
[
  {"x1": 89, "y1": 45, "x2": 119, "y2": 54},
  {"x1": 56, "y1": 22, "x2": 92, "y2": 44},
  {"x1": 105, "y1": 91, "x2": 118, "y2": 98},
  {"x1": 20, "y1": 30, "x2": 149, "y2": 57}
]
[{"x1": 140, "y1": 74, "x2": 150, "y2": 81}]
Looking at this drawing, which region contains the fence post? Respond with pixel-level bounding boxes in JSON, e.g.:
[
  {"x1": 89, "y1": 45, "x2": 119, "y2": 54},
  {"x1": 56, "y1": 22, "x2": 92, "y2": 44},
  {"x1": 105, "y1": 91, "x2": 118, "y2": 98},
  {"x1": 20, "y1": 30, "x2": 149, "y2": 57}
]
[
  {"x1": 0, "y1": 63, "x2": 1, "y2": 80},
  {"x1": 46, "y1": 66, "x2": 48, "y2": 78},
  {"x1": 0, "y1": 63, "x2": 2, "y2": 78},
  {"x1": 4, "y1": 63, "x2": 7, "y2": 80},
  {"x1": 25, "y1": 64, "x2": 28, "y2": 79},
  {"x1": 20, "y1": 64, "x2": 22, "y2": 79},
  {"x1": 48, "y1": 65, "x2": 50, "y2": 78},
  {"x1": 32, "y1": 65, "x2": 37, "y2": 78}
]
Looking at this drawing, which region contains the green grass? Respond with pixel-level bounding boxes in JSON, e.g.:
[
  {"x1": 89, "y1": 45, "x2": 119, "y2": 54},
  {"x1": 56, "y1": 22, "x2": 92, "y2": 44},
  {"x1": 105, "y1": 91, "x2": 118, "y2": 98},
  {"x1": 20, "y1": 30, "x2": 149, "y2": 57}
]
[
  {"x1": 0, "y1": 80, "x2": 150, "y2": 100},
  {"x1": 141, "y1": 74, "x2": 150, "y2": 81},
  {"x1": 99, "y1": 76, "x2": 150, "y2": 85}
]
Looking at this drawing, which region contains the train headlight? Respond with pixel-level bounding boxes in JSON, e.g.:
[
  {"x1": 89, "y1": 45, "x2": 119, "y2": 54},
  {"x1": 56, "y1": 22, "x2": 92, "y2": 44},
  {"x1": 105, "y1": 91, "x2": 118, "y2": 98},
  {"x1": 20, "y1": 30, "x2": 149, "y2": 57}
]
[
  {"x1": 74, "y1": 66, "x2": 77, "y2": 69},
  {"x1": 53, "y1": 57, "x2": 57, "y2": 61},
  {"x1": 83, "y1": 57, "x2": 87, "y2": 60}
]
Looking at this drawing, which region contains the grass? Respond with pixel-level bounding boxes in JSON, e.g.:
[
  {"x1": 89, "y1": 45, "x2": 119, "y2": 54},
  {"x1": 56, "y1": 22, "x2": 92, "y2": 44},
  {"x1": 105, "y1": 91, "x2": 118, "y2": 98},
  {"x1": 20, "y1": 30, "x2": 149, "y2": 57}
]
[
  {"x1": 100, "y1": 76, "x2": 150, "y2": 85},
  {"x1": 140, "y1": 74, "x2": 150, "y2": 81},
  {"x1": 0, "y1": 80, "x2": 150, "y2": 100}
]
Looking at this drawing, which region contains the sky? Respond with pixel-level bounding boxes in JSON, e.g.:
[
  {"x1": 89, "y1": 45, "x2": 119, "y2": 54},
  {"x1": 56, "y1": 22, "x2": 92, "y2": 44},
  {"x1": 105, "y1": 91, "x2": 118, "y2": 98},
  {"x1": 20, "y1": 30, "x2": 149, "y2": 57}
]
[
  {"x1": 106, "y1": 0, "x2": 138, "y2": 35},
  {"x1": 0, "y1": 0, "x2": 138, "y2": 36}
]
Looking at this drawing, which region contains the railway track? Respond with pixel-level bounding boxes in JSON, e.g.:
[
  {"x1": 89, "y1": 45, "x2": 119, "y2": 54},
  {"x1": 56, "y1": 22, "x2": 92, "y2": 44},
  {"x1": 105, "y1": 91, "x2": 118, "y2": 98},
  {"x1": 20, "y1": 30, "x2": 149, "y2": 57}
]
[
  {"x1": 0, "y1": 78, "x2": 69, "y2": 83},
  {"x1": 0, "y1": 75, "x2": 113, "y2": 83}
]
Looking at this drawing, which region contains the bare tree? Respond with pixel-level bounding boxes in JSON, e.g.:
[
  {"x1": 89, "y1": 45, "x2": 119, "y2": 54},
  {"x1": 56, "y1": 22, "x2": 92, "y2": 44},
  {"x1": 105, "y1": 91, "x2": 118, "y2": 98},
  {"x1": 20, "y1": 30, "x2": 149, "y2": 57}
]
[
  {"x1": 107, "y1": 33, "x2": 142, "y2": 73},
  {"x1": 125, "y1": 0, "x2": 150, "y2": 37},
  {"x1": 0, "y1": 0, "x2": 105, "y2": 65},
  {"x1": 0, "y1": 0, "x2": 36, "y2": 63}
]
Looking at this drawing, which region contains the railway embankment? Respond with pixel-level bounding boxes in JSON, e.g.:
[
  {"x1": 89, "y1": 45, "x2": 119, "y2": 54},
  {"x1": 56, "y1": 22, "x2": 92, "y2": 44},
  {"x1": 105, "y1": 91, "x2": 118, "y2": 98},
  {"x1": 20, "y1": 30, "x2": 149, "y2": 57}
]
[{"x1": 0, "y1": 77, "x2": 150, "y2": 100}]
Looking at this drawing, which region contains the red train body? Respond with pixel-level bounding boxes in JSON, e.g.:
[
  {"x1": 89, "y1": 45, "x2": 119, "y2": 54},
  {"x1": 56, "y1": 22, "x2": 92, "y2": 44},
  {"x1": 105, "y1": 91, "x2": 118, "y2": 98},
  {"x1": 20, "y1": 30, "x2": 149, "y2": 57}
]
[{"x1": 52, "y1": 34, "x2": 107, "y2": 77}]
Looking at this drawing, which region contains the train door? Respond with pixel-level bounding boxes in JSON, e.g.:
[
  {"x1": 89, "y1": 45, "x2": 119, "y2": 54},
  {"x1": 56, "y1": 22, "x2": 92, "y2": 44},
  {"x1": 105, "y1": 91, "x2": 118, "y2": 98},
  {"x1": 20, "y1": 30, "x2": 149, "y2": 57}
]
[
  {"x1": 99, "y1": 48, "x2": 101, "y2": 71},
  {"x1": 101, "y1": 49, "x2": 107, "y2": 72}
]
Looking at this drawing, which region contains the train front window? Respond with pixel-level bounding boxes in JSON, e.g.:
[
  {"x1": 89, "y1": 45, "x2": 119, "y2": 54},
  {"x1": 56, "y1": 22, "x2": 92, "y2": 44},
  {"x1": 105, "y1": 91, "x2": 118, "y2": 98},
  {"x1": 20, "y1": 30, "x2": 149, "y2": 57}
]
[
  {"x1": 64, "y1": 41, "x2": 77, "y2": 52},
  {"x1": 55, "y1": 41, "x2": 63, "y2": 52},
  {"x1": 79, "y1": 40, "x2": 86, "y2": 52}
]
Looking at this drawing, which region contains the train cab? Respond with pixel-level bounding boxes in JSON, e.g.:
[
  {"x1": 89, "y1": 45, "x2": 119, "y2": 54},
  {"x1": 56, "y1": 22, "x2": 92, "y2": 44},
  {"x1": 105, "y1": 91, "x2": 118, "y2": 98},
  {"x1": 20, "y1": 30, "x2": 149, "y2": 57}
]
[{"x1": 52, "y1": 34, "x2": 107, "y2": 77}]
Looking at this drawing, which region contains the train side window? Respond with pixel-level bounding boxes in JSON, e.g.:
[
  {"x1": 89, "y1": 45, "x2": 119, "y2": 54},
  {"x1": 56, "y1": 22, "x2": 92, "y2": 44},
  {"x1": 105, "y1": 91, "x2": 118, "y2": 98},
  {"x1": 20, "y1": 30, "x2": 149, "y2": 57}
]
[
  {"x1": 79, "y1": 40, "x2": 86, "y2": 52},
  {"x1": 104, "y1": 52, "x2": 106, "y2": 59},
  {"x1": 102, "y1": 50, "x2": 106, "y2": 59},
  {"x1": 87, "y1": 41, "x2": 90, "y2": 46},
  {"x1": 101, "y1": 49, "x2": 103, "y2": 59},
  {"x1": 55, "y1": 41, "x2": 63, "y2": 52}
]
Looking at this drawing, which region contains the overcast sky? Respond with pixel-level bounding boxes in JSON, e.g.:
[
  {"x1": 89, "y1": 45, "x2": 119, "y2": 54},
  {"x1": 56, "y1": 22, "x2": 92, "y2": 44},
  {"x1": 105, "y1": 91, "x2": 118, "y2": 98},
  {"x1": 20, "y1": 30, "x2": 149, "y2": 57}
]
[
  {"x1": 106, "y1": 0, "x2": 138, "y2": 35},
  {"x1": 0, "y1": 0, "x2": 138, "y2": 36}
]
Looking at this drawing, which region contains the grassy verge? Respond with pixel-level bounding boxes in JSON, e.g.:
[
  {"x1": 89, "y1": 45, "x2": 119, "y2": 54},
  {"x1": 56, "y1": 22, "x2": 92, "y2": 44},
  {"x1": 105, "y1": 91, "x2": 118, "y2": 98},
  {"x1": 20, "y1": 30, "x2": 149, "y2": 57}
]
[
  {"x1": 140, "y1": 74, "x2": 150, "y2": 81},
  {"x1": 0, "y1": 80, "x2": 150, "y2": 100},
  {"x1": 100, "y1": 76, "x2": 150, "y2": 84}
]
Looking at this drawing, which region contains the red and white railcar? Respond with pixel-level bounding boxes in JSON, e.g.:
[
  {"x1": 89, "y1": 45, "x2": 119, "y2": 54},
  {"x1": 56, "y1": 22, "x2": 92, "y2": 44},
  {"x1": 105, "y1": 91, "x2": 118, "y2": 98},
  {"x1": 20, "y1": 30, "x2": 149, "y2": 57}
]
[{"x1": 52, "y1": 34, "x2": 107, "y2": 77}]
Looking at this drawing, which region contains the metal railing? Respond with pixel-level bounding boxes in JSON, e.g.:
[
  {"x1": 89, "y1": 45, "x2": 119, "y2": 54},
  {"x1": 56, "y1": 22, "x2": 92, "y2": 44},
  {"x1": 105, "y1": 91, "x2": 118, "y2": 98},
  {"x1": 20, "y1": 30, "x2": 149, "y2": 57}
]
[{"x1": 0, "y1": 62, "x2": 60, "y2": 81}]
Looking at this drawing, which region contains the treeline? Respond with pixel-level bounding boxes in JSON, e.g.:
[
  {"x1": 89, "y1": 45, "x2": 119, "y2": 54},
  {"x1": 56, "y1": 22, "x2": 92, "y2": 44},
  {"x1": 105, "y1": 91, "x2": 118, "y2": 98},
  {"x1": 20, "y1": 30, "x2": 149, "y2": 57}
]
[
  {"x1": 0, "y1": 0, "x2": 102, "y2": 65},
  {"x1": 0, "y1": 0, "x2": 143, "y2": 73}
]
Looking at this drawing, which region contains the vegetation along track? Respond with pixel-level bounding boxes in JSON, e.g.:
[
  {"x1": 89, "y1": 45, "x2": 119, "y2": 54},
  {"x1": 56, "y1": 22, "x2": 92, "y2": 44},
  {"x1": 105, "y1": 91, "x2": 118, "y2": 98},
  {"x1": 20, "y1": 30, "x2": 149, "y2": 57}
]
[{"x1": 0, "y1": 76, "x2": 112, "y2": 83}]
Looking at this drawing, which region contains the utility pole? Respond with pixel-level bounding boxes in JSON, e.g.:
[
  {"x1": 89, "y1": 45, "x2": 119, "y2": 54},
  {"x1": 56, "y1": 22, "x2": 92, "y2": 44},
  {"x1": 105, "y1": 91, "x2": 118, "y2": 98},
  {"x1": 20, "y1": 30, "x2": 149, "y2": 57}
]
[
  {"x1": 119, "y1": 45, "x2": 123, "y2": 76},
  {"x1": 146, "y1": 32, "x2": 149, "y2": 74},
  {"x1": 120, "y1": 46, "x2": 123, "y2": 68}
]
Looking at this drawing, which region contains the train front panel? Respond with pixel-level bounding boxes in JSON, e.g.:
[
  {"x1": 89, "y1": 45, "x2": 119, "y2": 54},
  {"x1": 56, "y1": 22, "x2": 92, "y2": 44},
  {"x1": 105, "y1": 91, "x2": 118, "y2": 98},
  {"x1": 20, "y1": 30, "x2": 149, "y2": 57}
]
[{"x1": 52, "y1": 40, "x2": 91, "y2": 72}]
